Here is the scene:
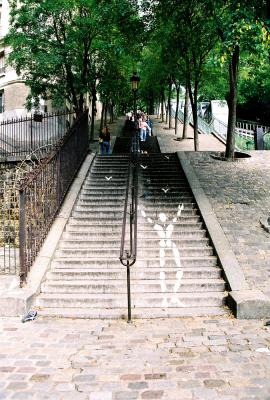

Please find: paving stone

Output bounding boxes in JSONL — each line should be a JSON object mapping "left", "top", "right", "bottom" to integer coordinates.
{"left": 144, "top": 374, "right": 167, "bottom": 380}
{"left": 120, "top": 374, "right": 141, "bottom": 381}
{"left": 128, "top": 382, "right": 148, "bottom": 390}
{"left": 88, "top": 392, "right": 112, "bottom": 400}
{"left": 114, "top": 391, "right": 138, "bottom": 400}
{"left": 204, "top": 379, "right": 227, "bottom": 388}
{"left": 11, "top": 393, "right": 35, "bottom": 399}
{"left": 73, "top": 374, "right": 96, "bottom": 382}
{"left": 141, "top": 390, "right": 164, "bottom": 399}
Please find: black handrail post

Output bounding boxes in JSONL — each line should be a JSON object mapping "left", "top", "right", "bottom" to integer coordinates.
{"left": 127, "top": 258, "right": 132, "bottom": 323}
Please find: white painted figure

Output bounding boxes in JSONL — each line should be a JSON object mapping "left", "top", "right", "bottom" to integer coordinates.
{"left": 140, "top": 204, "right": 184, "bottom": 307}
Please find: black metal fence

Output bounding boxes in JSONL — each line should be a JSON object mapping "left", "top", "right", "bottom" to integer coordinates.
{"left": 0, "top": 110, "right": 89, "bottom": 283}
{"left": 19, "top": 110, "right": 89, "bottom": 284}
{"left": 0, "top": 110, "right": 76, "bottom": 158}
{"left": 0, "top": 163, "right": 20, "bottom": 275}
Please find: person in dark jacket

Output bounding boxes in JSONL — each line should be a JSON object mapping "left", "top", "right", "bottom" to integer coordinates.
{"left": 99, "top": 125, "right": 111, "bottom": 155}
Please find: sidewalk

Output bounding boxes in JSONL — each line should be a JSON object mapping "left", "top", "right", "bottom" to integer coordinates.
{"left": 152, "top": 116, "right": 225, "bottom": 152}
{"left": 1, "top": 116, "right": 270, "bottom": 400}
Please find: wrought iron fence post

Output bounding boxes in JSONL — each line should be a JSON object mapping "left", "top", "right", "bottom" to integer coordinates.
{"left": 127, "top": 258, "right": 132, "bottom": 323}
{"left": 19, "top": 189, "right": 26, "bottom": 286}
{"left": 56, "top": 153, "right": 61, "bottom": 207}
{"left": 30, "top": 116, "right": 33, "bottom": 150}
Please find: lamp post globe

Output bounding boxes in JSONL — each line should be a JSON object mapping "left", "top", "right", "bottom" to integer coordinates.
{"left": 130, "top": 71, "right": 140, "bottom": 92}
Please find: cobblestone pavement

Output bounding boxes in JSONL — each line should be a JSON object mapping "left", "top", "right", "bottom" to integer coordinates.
{"left": 0, "top": 316, "right": 270, "bottom": 399}
{"left": 185, "top": 151, "right": 270, "bottom": 300}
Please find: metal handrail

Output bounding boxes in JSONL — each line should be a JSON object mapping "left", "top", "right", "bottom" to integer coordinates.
{"left": 119, "top": 126, "right": 139, "bottom": 323}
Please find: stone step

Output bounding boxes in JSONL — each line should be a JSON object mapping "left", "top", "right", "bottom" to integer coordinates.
{"left": 58, "top": 238, "right": 209, "bottom": 249}
{"left": 62, "top": 229, "right": 207, "bottom": 240}
{"left": 137, "top": 209, "right": 198, "bottom": 216}
{"left": 88, "top": 174, "right": 128, "bottom": 180}
{"left": 80, "top": 189, "right": 126, "bottom": 195}
{"left": 72, "top": 210, "right": 124, "bottom": 218}
{"left": 92, "top": 163, "right": 129, "bottom": 167}
{"left": 72, "top": 209, "right": 197, "bottom": 217}
{"left": 65, "top": 223, "right": 123, "bottom": 232}
{"left": 140, "top": 170, "right": 182, "bottom": 175}
{"left": 55, "top": 246, "right": 214, "bottom": 258}
{"left": 62, "top": 232, "right": 122, "bottom": 240}
{"left": 85, "top": 177, "right": 127, "bottom": 182}
{"left": 76, "top": 199, "right": 125, "bottom": 206}
{"left": 69, "top": 216, "right": 124, "bottom": 223}
{"left": 79, "top": 194, "right": 125, "bottom": 201}
{"left": 67, "top": 216, "right": 202, "bottom": 225}
{"left": 46, "top": 267, "right": 222, "bottom": 280}
{"left": 36, "top": 306, "right": 229, "bottom": 319}
{"left": 41, "top": 279, "right": 226, "bottom": 294}
{"left": 83, "top": 184, "right": 127, "bottom": 190}
{"left": 36, "top": 291, "right": 226, "bottom": 308}
{"left": 66, "top": 220, "right": 203, "bottom": 230}
{"left": 138, "top": 215, "right": 201, "bottom": 223}
{"left": 138, "top": 194, "right": 193, "bottom": 200}
{"left": 82, "top": 184, "right": 127, "bottom": 190}
{"left": 140, "top": 184, "right": 190, "bottom": 190}
{"left": 74, "top": 205, "right": 124, "bottom": 213}
{"left": 51, "top": 256, "right": 218, "bottom": 269}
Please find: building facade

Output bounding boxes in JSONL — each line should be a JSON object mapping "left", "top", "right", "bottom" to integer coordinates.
{"left": 0, "top": 0, "right": 32, "bottom": 121}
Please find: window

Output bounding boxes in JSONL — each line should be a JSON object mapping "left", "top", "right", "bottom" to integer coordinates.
{"left": 0, "top": 91, "right": 4, "bottom": 113}
{"left": 0, "top": 51, "right": 5, "bottom": 75}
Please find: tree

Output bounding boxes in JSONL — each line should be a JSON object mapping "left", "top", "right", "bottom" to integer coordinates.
{"left": 149, "top": 0, "right": 218, "bottom": 150}
{"left": 210, "top": 0, "right": 270, "bottom": 159}
{"left": 6, "top": 0, "right": 142, "bottom": 121}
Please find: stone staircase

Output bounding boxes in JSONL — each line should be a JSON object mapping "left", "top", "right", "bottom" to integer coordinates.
{"left": 36, "top": 153, "right": 228, "bottom": 318}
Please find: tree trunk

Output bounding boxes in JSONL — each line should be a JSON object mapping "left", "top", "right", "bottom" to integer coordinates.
{"left": 109, "top": 103, "right": 113, "bottom": 124}
{"left": 175, "top": 85, "right": 180, "bottom": 135}
{"left": 188, "top": 80, "right": 199, "bottom": 151}
{"left": 161, "top": 90, "right": 165, "bottom": 122}
{"left": 104, "top": 101, "right": 108, "bottom": 125}
{"left": 90, "top": 91, "right": 96, "bottom": 142}
{"left": 183, "top": 82, "right": 189, "bottom": 139}
{"left": 100, "top": 102, "right": 105, "bottom": 131}
{"left": 168, "top": 81, "right": 172, "bottom": 128}
{"left": 149, "top": 93, "right": 154, "bottom": 115}
{"left": 226, "top": 46, "right": 240, "bottom": 160}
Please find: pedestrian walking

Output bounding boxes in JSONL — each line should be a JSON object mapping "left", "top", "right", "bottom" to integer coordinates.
{"left": 99, "top": 125, "right": 111, "bottom": 155}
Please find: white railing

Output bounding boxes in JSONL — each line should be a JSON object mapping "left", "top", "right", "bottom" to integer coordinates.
{"left": 236, "top": 120, "right": 270, "bottom": 134}
{"left": 171, "top": 103, "right": 270, "bottom": 150}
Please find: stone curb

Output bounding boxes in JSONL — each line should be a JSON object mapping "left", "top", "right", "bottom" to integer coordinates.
{"left": 0, "top": 153, "right": 95, "bottom": 317}
{"left": 177, "top": 151, "right": 270, "bottom": 319}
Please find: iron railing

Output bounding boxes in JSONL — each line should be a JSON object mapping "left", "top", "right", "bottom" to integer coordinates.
{"left": 120, "top": 127, "right": 139, "bottom": 322}
{"left": 0, "top": 110, "right": 75, "bottom": 158}
{"left": 236, "top": 119, "right": 270, "bottom": 133}
{"left": 0, "top": 163, "right": 20, "bottom": 275}
{"left": 18, "top": 110, "right": 89, "bottom": 284}
{"left": 173, "top": 106, "right": 244, "bottom": 149}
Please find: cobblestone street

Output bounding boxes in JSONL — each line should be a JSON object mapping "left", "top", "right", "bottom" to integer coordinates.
{"left": 1, "top": 118, "right": 270, "bottom": 399}
{"left": 185, "top": 151, "right": 270, "bottom": 300}
{"left": 0, "top": 316, "right": 270, "bottom": 399}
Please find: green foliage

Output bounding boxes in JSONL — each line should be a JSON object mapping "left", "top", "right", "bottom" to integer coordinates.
{"left": 6, "top": 0, "right": 142, "bottom": 114}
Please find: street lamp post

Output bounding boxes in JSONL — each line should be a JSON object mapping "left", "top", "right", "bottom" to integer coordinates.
{"left": 130, "top": 72, "right": 140, "bottom": 127}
